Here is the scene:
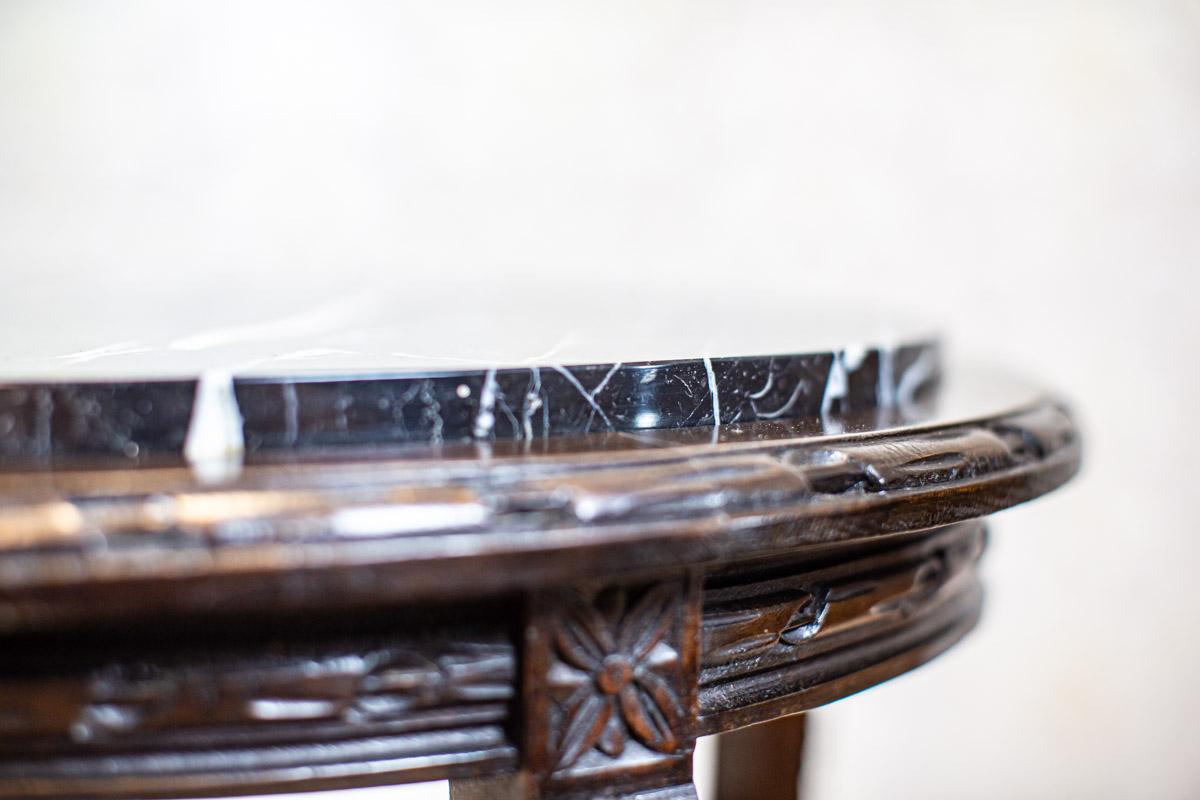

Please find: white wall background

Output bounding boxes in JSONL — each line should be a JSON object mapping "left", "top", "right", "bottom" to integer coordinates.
{"left": 1, "top": 1, "right": 1197, "bottom": 797}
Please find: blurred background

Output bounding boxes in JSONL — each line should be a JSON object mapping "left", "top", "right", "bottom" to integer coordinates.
{"left": 1, "top": 1, "right": 1197, "bottom": 797}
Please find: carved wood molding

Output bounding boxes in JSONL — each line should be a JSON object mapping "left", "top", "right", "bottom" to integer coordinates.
{"left": 0, "top": 619, "right": 518, "bottom": 798}
{"left": 698, "top": 521, "right": 985, "bottom": 732}
{"left": 0, "top": 386, "right": 1078, "bottom": 798}
{"left": 0, "top": 523, "right": 990, "bottom": 797}
{"left": 0, "top": 401, "right": 1075, "bottom": 633}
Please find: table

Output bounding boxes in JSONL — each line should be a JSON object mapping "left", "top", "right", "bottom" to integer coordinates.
{"left": 0, "top": 328, "right": 1079, "bottom": 799}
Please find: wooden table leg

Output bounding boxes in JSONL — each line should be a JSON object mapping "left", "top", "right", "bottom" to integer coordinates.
{"left": 454, "top": 577, "right": 703, "bottom": 800}
{"left": 715, "top": 714, "right": 806, "bottom": 800}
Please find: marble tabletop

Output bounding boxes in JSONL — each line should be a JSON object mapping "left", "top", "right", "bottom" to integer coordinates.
{"left": 0, "top": 295, "right": 940, "bottom": 468}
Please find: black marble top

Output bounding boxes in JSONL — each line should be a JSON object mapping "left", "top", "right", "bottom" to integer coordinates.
{"left": 0, "top": 338, "right": 939, "bottom": 466}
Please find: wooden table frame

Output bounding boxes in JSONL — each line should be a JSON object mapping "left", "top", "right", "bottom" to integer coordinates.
{"left": 0, "top": 398, "right": 1079, "bottom": 799}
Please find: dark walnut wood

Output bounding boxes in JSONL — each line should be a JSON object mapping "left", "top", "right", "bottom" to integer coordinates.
{"left": 0, "top": 383, "right": 1079, "bottom": 799}
{"left": 716, "top": 715, "right": 806, "bottom": 800}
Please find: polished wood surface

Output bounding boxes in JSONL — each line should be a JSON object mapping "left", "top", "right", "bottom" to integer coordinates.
{"left": 716, "top": 715, "right": 806, "bottom": 800}
{"left": 0, "top": 380, "right": 1079, "bottom": 799}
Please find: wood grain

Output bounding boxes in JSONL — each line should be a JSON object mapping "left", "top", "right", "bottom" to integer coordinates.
{"left": 0, "top": 391, "right": 1078, "bottom": 798}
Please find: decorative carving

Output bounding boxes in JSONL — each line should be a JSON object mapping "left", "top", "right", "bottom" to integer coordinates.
{"left": 0, "top": 634, "right": 515, "bottom": 755}
{"left": 67, "top": 641, "right": 514, "bottom": 743}
{"left": 702, "top": 587, "right": 830, "bottom": 667}
{"left": 702, "top": 524, "right": 981, "bottom": 674}
{"left": 700, "top": 545, "right": 963, "bottom": 673}
{"left": 0, "top": 370, "right": 1079, "bottom": 799}
{"left": 513, "top": 574, "right": 702, "bottom": 800}
{"left": 0, "top": 401, "right": 1074, "bottom": 637}
{"left": 547, "top": 584, "right": 687, "bottom": 769}
{"left": 698, "top": 521, "right": 986, "bottom": 731}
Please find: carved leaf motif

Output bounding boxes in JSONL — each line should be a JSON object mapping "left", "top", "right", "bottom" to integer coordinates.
{"left": 702, "top": 588, "right": 829, "bottom": 665}
{"left": 628, "top": 668, "right": 684, "bottom": 752}
{"left": 619, "top": 583, "right": 677, "bottom": 660}
{"left": 869, "top": 553, "right": 949, "bottom": 616}
{"left": 598, "top": 712, "right": 626, "bottom": 757}
{"left": 777, "top": 588, "right": 831, "bottom": 645}
{"left": 634, "top": 666, "right": 685, "bottom": 722}
{"left": 619, "top": 683, "right": 677, "bottom": 753}
{"left": 556, "top": 621, "right": 605, "bottom": 672}
{"left": 556, "top": 692, "right": 613, "bottom": 769}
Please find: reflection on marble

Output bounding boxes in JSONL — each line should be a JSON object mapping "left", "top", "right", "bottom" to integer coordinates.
{"left": 0, "top": 341, "right": 938, "bottom": 465}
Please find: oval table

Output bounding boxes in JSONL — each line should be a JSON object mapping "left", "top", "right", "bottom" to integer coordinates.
{"left": 0, "top": 329, "right": 1078, "bottom": 800}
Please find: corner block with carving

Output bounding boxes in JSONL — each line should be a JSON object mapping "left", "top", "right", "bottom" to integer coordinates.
{"left": 522, "top": 578, "right": 702, "bottom": 798}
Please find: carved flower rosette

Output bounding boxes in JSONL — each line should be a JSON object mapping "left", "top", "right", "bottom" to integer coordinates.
{"left": 547, "top": 584, "right": 687, "bottom": 772}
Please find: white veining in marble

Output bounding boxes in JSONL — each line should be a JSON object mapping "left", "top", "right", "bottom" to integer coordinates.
{"left": 551, "top": 364, "right": 614, "bottom": 431}
{"left": 896, "top": 345, "right": 939, "bottom": 416}
{"left": 472, "top": 368, "right": 499, "bottom": 439}
{"left": 702, "top": 355, "right": 721, "bottom": 442}
{"left": 182, "top": 370, "right": 244, "bottom": 482}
